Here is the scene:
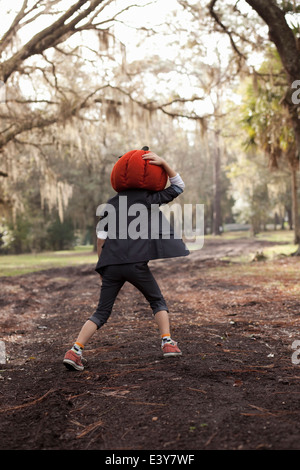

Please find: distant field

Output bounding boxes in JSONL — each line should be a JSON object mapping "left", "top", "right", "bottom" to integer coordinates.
{"left": 0, "top": 245, "right": 96, "bottom": 277}
{"left": 206, "top": 230, "right": 295, "bottom": 243}
{"left": 218, "top": 230, "right": 297, "bottom": 260}
{"left": 0, "top": 231, "right": 297, "bottom": 277}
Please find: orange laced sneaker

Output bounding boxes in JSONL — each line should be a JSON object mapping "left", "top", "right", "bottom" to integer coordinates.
{"left": 162, "top": 340, "right": 182, "bottom": 357}
{"left": 63, "top": 350, "right": 85, "bottom": 371}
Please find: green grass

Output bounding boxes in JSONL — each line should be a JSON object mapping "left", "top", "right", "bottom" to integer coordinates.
{"left": 254, "top": 230, "right": 297, "bottom": 258}
{"left": 0, "top": 230, "right": 298, "bottom": 277}
{"left": 217, "top": 230, "right": 298, "bottom": 262}
{"left": 255, "top": 230, "right": 295, "bottom": 244}
{"left": 202, "top": 232, "right": 300, "bottom": 296}
{"left": 205, "top": 230, "right": 252, "bottom": 240}
{"left": 206, "top": 229, "right": 295, "bottom": 243}
{"left": 0, "top": 245, "right": 97, "bottom": 277}
{"left": 206, "top": 253, "right": 300, "bottom": 296}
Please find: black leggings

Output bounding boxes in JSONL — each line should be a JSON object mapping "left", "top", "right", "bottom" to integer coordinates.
{"left": 89, "top": 262, "right": 168, "bottom": 329}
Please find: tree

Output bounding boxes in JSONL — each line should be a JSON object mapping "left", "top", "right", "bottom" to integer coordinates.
{"left": 0, "top": 0, "right": 145, "bottom": 158}
{"left": 0, "top": 0, "right": 154, "bottom": 234}
{"left": 207, "top": 0, "right": 300, "bottom": 247}
{"left": 243, "top": 0, "right": 300, "bottom": 157}
{"left": 117, "top": 13, "right": 242, "bottom": 234}
{"left": 240, "top": 49, "right": 299, "bottom": 241}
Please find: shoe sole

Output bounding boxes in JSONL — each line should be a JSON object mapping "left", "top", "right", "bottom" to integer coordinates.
{"left": 163, "top": 352, "right": 182, "bottom": 357}
{"left": 63, "top": 359, "right": 84, "bottom": 371}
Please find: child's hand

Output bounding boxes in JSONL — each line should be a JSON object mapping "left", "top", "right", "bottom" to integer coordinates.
{"left": 142, "top": 152, "right": 165, "bottom": 166}
{"left": 142, "top": 151, "right": 177, "bottom": 178}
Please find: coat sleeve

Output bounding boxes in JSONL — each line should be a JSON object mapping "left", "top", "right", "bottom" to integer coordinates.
{"left": 146, "top": 185, "right": 182, "bottom": 207}
{"left": 145, "top": 173, "right": 185, "bottom": 207}
{"left": 96, "top": 208, "right": 109, "bottom": 239}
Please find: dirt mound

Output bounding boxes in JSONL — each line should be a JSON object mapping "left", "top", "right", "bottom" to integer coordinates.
{"left": 1, "top": 246, "right": 300, "bottom": 450}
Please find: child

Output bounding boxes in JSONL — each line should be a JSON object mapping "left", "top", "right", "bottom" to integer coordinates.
{"left": 63, "top": 151, "right": 189, "bottom": 371}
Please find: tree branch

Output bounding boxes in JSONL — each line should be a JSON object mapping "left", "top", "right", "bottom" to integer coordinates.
{"left": 208, "top": 0, "right": 247, "bottom": 63}
{"left": 0, "top": 0, "right": 108, "bottom": 83}
{"left": 0, "top": 0, "right": 28, "bottom": 56}
{"left": 245, "top": 0, "right": 300, "bottom": 81}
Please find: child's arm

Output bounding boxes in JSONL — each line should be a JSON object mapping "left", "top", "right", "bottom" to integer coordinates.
{"left": 142, "top": 152, "right": 177, "bottom": 178}
{"left": 96, "top": 209, "right": 108, "bottom": 257}
{"left": 142, "top": 152, "right": 185, "bottom": 205}
{"left": 97, "top": 237, "right": 106, "bottom": 257}
{"left": 168, "top": 173, "right": 185, "bottom": 193}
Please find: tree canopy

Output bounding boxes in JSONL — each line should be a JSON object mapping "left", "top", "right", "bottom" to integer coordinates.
{"left": 0, "top": 0, "right": 299, "bottom": 252}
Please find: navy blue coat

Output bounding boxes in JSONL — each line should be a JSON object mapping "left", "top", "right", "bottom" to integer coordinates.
{"left": 95, "top": 184, "right": 189, "bottom": 274}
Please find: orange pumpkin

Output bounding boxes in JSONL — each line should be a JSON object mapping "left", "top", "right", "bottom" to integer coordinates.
{"left": 110, "top": 148, "right": 168, "bottom": 192}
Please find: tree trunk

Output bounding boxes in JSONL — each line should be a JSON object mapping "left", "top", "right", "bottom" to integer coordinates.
{"left": 212, "top": 131, "right": 222, "bottom": 235}
{"left": 245, "top": 0, "right": 300, "bottom": 253}
{"left": 244, "top": 0, "right": 300, "bottom": 79}
{"left": 245, "top": 0, "right": 300, "bottom": 161}
{"left": 291, "top": 167, "right": 300, "bottom": 245}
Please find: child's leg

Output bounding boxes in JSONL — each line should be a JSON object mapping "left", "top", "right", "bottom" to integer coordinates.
{"left": 127, "top": 263, "right": 182, "bottom": 356}
{"left": 126, "top": 263, "right": 169, "bottom": 329}
{"left": 76, "top": 319, "right": 98, "bottom": 346}
{"left": 155, "top": 308, "right": 182, "bottom": 356}
{"left": 64, "top": 320, "right": 98, "bottom": 366}
{"left": 63, "top": 266, "right": 124, "bottom": 370}
{"left": 154, "top": 310, "right": 171, "bottom": 338}
{"left": 73, "top": 271, "right": 124, "bottom": 350}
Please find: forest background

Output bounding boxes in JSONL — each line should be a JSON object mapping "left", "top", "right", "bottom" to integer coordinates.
{"left": 0, "top": 0, "right": 299, "bottom": 259}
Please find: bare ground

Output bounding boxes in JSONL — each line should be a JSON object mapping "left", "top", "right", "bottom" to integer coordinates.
{"left": 1, "top": 237, "right": 300, "bottom": 452}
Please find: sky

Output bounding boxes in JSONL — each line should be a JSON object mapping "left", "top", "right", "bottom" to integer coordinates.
{"left": 0, "top": 0, "right": 244, "bottom": 64}
{"left": 0, "top": 0, "right": 266, "bottom": 117}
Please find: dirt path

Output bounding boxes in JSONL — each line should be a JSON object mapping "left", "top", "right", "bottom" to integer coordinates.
{"left": 1, "top": 238, "right": 300, "bottom": 451}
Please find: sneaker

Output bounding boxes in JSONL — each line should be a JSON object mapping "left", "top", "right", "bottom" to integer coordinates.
{"left": 63, "top": 350, "right": 85, "bottom": 371}
{"left": 162, "top": 340, "right": 182, "bottom": 357}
